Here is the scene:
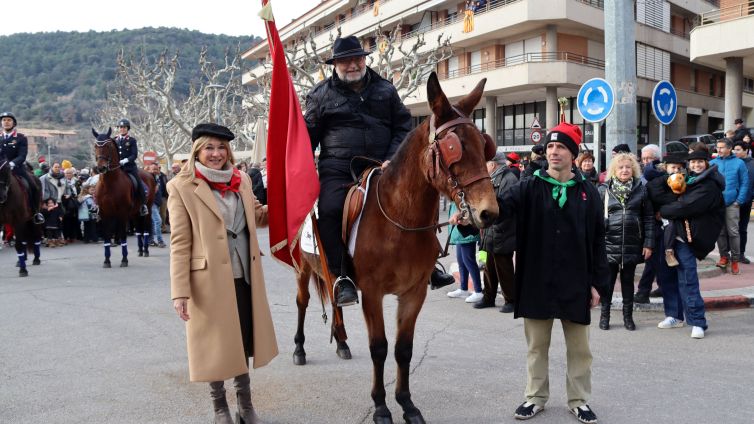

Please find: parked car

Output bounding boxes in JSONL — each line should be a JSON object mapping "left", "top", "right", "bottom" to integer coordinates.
{"left": 712, "top": 130, "right": 725, "bottom": 140}
{"left": 678, "top": 134, "right": 716, "bottom": 146}
{"left": 664, "top": 141, "right": 688, "bottom": 156}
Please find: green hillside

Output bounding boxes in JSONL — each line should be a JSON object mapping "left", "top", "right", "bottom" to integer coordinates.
{"left": 0, "top": 28, "right": 259, "bottom": 127}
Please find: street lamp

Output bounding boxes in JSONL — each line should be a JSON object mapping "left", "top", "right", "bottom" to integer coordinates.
{"left": 206, "top": 84, "right": 224, "bottom": 125}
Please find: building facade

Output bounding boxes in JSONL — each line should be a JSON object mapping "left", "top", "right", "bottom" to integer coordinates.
{"left": 243, "top": 0, "right": 754, "bottom": 154}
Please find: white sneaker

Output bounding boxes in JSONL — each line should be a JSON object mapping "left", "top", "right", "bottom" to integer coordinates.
{"left": 657, "top": 317, "right": 685, "bottom": 329}
{"left": 465, "top": 292, "right": 484, "bottom": 303}
{"left": 691, "top": 326, "right": 705, "bottom": 339}
{"left": 447, "top": 289, "right": 470, "bottom": 298}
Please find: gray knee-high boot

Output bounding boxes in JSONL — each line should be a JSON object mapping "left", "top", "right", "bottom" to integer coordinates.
{"left": 233, "top": 373, "right": 260, "bottom": 424}
{"left": 209, "top": 381, "right": 234, "bottom": 424}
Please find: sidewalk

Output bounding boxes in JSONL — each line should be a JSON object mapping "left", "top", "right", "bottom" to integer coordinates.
{"left": 446, "top": 253, "right": 754, "bottom": 312}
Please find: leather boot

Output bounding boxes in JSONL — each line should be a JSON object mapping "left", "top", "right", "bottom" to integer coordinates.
{"left": 209, "top": 381, "right": 234, "bottom": 424}
{"left": 623, "top": 304, "right": 636, "bottom": 331}
{"left": 233, "top": 373, "right": 260, "bottom": 424}
{"left": 598, "top": 302, "right": 610, "bottom": 330}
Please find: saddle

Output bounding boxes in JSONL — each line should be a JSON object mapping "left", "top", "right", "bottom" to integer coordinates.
{"left": 341, "top": 167, "right": 379, "bottom": 245}
{"left": 125, "top": 171, "right": 139, "bottom": 194}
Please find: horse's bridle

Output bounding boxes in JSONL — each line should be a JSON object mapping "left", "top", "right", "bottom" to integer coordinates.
{"left": 95, "top": 139, "right": 121, "bottom": 173}
{"left": 375, "top": 106, "right": 495, "bottom": 232}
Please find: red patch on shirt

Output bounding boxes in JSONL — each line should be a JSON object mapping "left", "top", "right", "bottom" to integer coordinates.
{"left": 582, "top": 192, "right": 587, "bottom": 201}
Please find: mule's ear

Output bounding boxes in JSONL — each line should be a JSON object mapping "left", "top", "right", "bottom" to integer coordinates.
{"left": 107, "top": 127, "right": 112, "bottom": 138}
{"left": 426, "top": 72, "right": 452, "bottom": 119}
{"left": 92, "top": 128, "right": 99, "bottom": 138}
{"left": 456, "top": 78, "right": 487, "bottom": 117}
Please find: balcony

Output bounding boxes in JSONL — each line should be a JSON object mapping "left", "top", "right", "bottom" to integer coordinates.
{"left": 439, "top": 51, "right": 604, "bottom": 80}
{"left": 690, "top": 0, "right": 754, "bottom": 75}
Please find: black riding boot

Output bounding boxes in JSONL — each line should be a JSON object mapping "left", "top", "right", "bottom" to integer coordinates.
{"left": 623, "top": 304, "right": 636, "bottom": 331}
{"left": 209, "top": 381, "right": 234, "bottom": 424}
{"left": 429, "top": 265, "right": 455, "bottom": 290}
{"left": 599, "top": 302, "right": 611, "bottom": 330}
{"left": 334, "top": 275, "right": 358, "bottom": 307}
{"left": 233, "top": 373, "right": 260, "bottom": 424}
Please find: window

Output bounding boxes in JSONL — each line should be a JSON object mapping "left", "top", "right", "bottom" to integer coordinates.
{"left": 473, "top": 109, "right": 485, "bottom": 132}
{"left": 636, "top": 43, "right": 670, "bottom": 81}
{"left": 470, "top": 51, "right": 482, "bottom": 73}
{"left": 636, "top": 0, "right": 670, "bottom": 32}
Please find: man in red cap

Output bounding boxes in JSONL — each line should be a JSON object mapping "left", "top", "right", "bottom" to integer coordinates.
{"left": 505, "top": 152, "right": 521, "bottom": 179}
{"left": 452, "top": 121, "right": 608, "bottom": 423}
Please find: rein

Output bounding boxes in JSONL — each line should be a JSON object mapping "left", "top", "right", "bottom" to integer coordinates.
{"left": 374, "top": 106, "right": 486, "bottom": 232}
{"left": 95, "top": 139, "right": 121, "bottom": 173}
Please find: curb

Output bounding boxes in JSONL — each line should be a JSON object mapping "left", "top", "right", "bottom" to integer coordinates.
{"left": 613, "top": 294, "right": 754, "bottom": 311}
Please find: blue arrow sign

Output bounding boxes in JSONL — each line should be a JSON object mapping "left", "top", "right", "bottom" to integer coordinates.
{"left": 651, "top": 80, "right": 677, "bottom": 125}
{"left": 577, "top": 78, "right": 615, "bottom": 123}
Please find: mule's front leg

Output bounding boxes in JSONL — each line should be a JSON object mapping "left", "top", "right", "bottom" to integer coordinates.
{"left": 293, "top": 270, "right": 311, "bottom": 365}
{"left": 363, "top": 293, "right": 392, "bottom": 424}
{"left": 395, "top": 294, "right": 427, "bottom": 424}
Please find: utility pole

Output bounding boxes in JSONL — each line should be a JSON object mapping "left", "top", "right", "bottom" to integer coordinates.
{"left": 604, "top": 0, "right": 638, "bottom": 157}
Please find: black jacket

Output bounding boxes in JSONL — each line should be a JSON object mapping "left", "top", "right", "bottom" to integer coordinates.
{"left": 659, "top": 165, "right": 725, "bottom": 260}
{"left": 116, "top": 134, "right": 138, "bottom": 171}
{"left": 0, "top": 132, "right": 28, "bottom": 168}
{"left": 645, "top": 167, "right": 678, "bottom": 214}
{"left": 304, "top": 67, "right": 412, "bottom": 173}
{"left": 598, "top": 178, "right": 655, "bottom": 266}
{"left": 247, "top": 167, "right": 267, "bottom": 205}
{"left": 521, "top": 159, "right": 547, "bottom": 180}
{"left": 479, "top": 167, "right": 518, "bottom": 255}
{"left": 496, "top": 172, "right": 609, "bottom": 325}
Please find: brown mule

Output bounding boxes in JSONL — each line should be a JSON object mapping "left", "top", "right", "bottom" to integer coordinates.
{"left": 294, "top": 72, "right": 498, "bottom": 424}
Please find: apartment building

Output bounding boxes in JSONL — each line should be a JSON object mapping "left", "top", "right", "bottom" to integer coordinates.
{"left": 243, "top": 0, "right": 754, "bottom": 153}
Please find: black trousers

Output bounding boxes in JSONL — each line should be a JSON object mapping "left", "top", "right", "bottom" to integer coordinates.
{"left": 82, "top": 220, "right": 97, "bottom": 242}
{"left": 123, "top": 167, "right": 146, "bottom": 204}
{"left": 317, "top": 170, "right": 351, "bottom": 276}
{"left": 234, "top": 278, "right": 253, "bottom": 358}
{"left": 482, "top": 252, "right": 516, "bottom": 304}
{"left": 637, "top": 222, "right": 662, "bottom": 295}
{"left": 604, "top": 263, "right": 636, "bottom": 306}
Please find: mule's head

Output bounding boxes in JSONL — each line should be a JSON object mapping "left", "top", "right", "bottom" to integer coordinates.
{"left": 0, "top": 153, "right": 10, "bottom": 204}
{"left": 92, "top": 127, "right": 115, "bottom": 174}
{"left": 424, "top": 72, "right": 498, "bottom": 228}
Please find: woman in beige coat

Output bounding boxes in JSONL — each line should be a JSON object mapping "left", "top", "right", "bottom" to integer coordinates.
{"left": 168, "top": 123, "right": 278, "bottom": 424}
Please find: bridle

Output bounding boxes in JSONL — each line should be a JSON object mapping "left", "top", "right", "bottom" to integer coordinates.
{"left": 94, "top": 138, "right": 121, "bottom": 173}
{"left": 376, "top": 106, "right": 495, "bottom": 232}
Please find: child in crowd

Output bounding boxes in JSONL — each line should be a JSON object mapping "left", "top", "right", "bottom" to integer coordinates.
{"left": 42, "top": 198, "right": 63, "bottom": 247}
{"left": 78, "top": 184, "right": 98, "bottom": 243}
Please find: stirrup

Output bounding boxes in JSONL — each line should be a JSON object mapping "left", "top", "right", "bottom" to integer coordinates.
{"left": 33, "top": 213, "right": 45, "bottom": 224}
{"left": 333, "top": 276, "right": 358, "bottom": 307}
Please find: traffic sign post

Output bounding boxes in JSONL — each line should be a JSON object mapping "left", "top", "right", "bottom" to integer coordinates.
{"left": 651, "top": 80, "right": 677, "bottom": 156}
{"left": 530, "top": 130, "right": 542, "bottom": 144}
{"left": 577, "top": 78, "right": 615, "bottom": 174}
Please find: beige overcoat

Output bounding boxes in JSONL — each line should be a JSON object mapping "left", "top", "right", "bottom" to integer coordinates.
{"left": 167, "top": 171, "right": 278, "bottom": 382}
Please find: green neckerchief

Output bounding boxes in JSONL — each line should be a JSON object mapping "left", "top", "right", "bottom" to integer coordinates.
{"left": 534, "top": 169, "right": 577, "bottom": 208}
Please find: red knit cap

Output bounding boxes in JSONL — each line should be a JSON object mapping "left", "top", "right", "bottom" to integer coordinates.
{"left": 545, "top": 122, "right": 582, "bottom": 158}
{"left": 506, "top": 152, "right": 520, "bottom": 162}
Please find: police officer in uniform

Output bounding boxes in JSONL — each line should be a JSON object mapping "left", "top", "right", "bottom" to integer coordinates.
{"left": 116, "top": 119, "right": 148, "bottom": 216}
{"left": 304, "top": 36, "right": 413, "bottom": 306}
{"left": 0, "top": 112, "right": 44, "bottom": 223}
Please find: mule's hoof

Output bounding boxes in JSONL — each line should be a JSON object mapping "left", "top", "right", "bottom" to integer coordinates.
{"left": 138, "top": 251, "right": 143, "bottom": 257}
{"left": 144, "top": 251, "right": 149, "bottom": 257}
{"left": 32, "top": 258, "right": 41, "bottom": 265}
{"left": 403, "top": 411, "right": 426, "bottom": 424}
{"left": 373, "top": 406, "right": 393, "bottom": 424}
{"left": 103, "top": 262, "right": 112, "bottom": 268}
{"left": 120, "top": 261, "right": 128, "bottom": 268}
{"left": 336, "top": 347, "right": 352, "bottom": 360}
{"left": 19, "top": 269, "right": 28, "bottom": 277}
{"left": 293, "top": 353, "right": 307, "bottom": 366}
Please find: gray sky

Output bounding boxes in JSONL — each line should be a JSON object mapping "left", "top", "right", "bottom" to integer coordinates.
{"left": 2, "top": 0, "right": 320, "bottom": 37}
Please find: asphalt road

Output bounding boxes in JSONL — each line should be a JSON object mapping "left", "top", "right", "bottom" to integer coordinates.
{"left": 1, "top": 230, "right": 754, "bottom": 424}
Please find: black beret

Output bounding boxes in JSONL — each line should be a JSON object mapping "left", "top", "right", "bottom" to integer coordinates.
{"left": 663, "top": 152, "right": 688, "bottom": 165}
{"left": 612, "top": 143, "right": 631, "bottom": 154}
{"left": 687, "top": 150, "right": 710, "bottom": 161}
{"left": 191, "top": 123, "right": 235, "bottom": 142}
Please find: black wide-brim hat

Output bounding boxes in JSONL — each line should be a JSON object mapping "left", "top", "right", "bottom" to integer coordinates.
{"left": 192, "top": 123, "right": 235, "bottom": 142}
{"left": 663, "top": 152, "right": 688, "bottom": 165}
{"left": 325, "top": 35, "right": 370, "bottom": 65}
{"left": 687, "top": 150, "right": 710, "bottom": 161}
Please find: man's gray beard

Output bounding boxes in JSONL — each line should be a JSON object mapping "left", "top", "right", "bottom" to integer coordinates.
{"left": 336, "top": 67, "right": 367, "bottom": 86}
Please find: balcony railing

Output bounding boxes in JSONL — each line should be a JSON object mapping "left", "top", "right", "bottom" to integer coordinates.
{"left": 400, "top": 0, "right": 523, "bottom": 41}
{"left": 439, "top": 51, "right": 605, "bottom": 80}
{"left": 312, "top": 0, "right": 397, "bottom": 39}
{"left": 695, "top": 0, "right": 754, "bottom": 27}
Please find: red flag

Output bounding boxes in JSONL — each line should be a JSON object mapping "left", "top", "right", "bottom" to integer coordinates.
{"left": 262, "top": 0, "right": 320, "bottom": 270}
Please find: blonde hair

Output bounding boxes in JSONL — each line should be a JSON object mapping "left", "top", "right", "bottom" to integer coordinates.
{"left": 181, "top": 135, "right": 236, "bottom": 179}
{"left": 606, "top": 152, "right": 641, "bottom": 180}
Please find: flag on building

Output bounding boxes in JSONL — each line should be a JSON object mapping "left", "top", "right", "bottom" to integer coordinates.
{"left": 260, "top": 0, "right": 320, "bottom": 270}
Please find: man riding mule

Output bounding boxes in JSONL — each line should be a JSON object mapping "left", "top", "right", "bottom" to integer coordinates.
{"left": 0, "top": 112, "right": 44, "bottom": 224}
{"left": 305, "top": 35, "right": 454, "bottom": 306}
{"left": 115, "top": 118, "right": 149, "bottom": 216}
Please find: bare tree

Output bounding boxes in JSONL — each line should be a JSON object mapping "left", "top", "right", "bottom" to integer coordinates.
{"left": 246, "top": 24, "right": 451, "bottom": 111}
{"left": 98, "top": 45, "right": 258, "bottom": 164}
